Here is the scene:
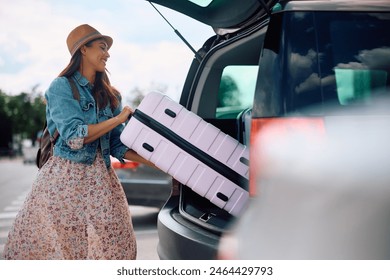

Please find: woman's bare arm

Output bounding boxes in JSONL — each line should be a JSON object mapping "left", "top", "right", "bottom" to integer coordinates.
{"left": 124, "top": 149, "right": 155, "bottom": 167}
{"left": 84, "top": 106, "right": 132, "bottom": 144}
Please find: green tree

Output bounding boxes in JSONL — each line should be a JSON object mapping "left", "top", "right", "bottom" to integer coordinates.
{"left": 128, "top": 87, "right": 145, "bottom": 107}
{"left": 126, "top": 83, "right": 169, "bottom": 108}
{"left": 0, "top": 90, "right": 13, "bottom": 154}
{"left": 0, "top": 88, "right": 46, "bottom": 149}
{"left": 217, "top": 75, "right": 241, "bottom": 107}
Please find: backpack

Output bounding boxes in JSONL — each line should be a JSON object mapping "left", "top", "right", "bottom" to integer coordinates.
{"left": 36, "top": 77, "right": 80, "bottom": 168}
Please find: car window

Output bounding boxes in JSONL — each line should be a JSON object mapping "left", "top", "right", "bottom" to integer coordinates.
{"left": 253, "top": 11, "right": 390, "bottom": 117}
{"left": 334, "top": 69, "right": 387, "bottom": 105}
{"left": 286, "top": 12, "right": 390, "bottom": 112}
{"left": 215, "top": 65, "right": 258, "bottom": 119}
{"left": 326, "top": 17, "right": 389, "bottom": 106}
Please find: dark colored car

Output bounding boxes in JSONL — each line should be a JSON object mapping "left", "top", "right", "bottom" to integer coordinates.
{"left": 111, "top": 157, "right": 172, "bottom": 208}
{"left": 150, "top": 0, "right": 390, "bottom": 259}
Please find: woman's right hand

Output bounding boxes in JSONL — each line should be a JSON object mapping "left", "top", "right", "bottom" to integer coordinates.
{"left": 117, "top": 105, "right": 133, "bottom": 123}
{"left": 84, "top": 105, "right": 133, "bottom": 144}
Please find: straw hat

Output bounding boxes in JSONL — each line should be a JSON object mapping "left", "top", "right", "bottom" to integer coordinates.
{"left": 66, "top": 24, "right": 113, "bottom": 56}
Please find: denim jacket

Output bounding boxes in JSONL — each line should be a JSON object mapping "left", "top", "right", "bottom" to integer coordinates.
{"left": 45, "top": 71, "right": 128, "bottom": 168}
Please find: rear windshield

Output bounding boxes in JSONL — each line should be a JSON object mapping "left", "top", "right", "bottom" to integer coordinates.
{"left": 253, "top": 11, "right": 390, "bottom": 117}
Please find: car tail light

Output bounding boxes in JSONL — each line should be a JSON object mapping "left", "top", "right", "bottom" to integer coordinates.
{"left": 249, "top": 117, "right": 326, "bottom": 196}
{"left": 111, "top": 160, "right": 140, "bottom": 169}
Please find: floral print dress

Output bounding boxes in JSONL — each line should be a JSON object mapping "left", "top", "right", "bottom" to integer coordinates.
{"left": 2, "top": 152, "right": 137, "bottom": 260}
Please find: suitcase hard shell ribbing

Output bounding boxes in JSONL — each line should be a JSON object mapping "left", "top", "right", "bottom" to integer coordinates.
{"left": 120, "top": 91, "right": 249, "bottom": 216}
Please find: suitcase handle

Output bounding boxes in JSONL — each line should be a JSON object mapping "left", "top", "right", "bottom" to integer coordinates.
{"left": 142, "top": 143, "right": 154, "bottom": 152}
{"left": 164, "top": 109, "right": 177, "bottom": 118}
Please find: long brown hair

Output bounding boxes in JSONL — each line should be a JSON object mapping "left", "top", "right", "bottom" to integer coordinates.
{"left": 58, "top": 39, "right": 121, "bottom": 110}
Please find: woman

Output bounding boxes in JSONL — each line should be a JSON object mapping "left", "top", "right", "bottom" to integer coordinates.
{"left": 3, "top": 24, "right": 151, "bottom": 259}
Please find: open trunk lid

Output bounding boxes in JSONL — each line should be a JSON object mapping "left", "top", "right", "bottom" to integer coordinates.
{"left": 147, "top": 0, "right": 279, "bottom": 31}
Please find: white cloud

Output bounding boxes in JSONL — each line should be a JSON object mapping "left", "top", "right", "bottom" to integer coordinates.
{"left": 0, "top": 0, "right": 214, "bottom": 101}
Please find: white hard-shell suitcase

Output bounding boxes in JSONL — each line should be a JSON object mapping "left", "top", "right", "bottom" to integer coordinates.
{"left": 120, "top": 91, "right": 249, "bottom": 216}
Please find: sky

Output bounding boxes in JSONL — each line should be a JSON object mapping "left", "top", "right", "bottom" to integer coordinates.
{"left": 0, "top": 0, "right": 214, "bottom": 103}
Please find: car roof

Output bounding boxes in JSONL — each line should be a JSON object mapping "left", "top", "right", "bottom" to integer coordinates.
{"left": 147, "top": 0, "right": 278, "bottom": 29}
{"left": 281, "top": 0, "right": 390, "bottom": 11}
{"left": 148, "top": 0, "right": 390, "bottom": 30}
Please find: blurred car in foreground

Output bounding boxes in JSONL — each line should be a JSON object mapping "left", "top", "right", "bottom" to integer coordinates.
{"left": 219, "top": 95, "right": 390, "bottom": 260}
{"left": 111, "top": 157, "right": 172, "bottom": 208}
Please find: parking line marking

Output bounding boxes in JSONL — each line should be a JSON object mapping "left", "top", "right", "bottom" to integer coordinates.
{"left": 134, "top": 229, "right": 158, "bottom": 235}
{"left": 4, "top": 206, "right": 21, "bottom": 212}
{"left": 0, "top": 230, "right": 9, "bottom": 239}
{"left": 11, "top": 200, "right": 25, "bottom": 206}
{"left": 0, "top": 220, "right": 14, "bottom": 227}
{"left": 0, "top": 244, "right": 5, "bottom": 260}
{"left": 0, "top": 212, "right": 18, "bottom": 219}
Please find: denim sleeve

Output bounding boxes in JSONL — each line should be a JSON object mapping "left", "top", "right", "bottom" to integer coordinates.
{"left": 45, "top": 77, "right": 89, "bottom": 150}
{"left": 110, "top": 102, "right": 129, "bottom": 162}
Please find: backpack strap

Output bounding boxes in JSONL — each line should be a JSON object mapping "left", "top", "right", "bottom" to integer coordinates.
{"left": 51, "top": 127, "right": 59, "bottom": 143}
{"left": 37, "top": 77, "right": 81, "bottom": 168}
{"left": 67, "top": 76, "right": 80, "bottom": 101}
{"left": 51, "top": 77, "right": 80, "bottom": 141}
